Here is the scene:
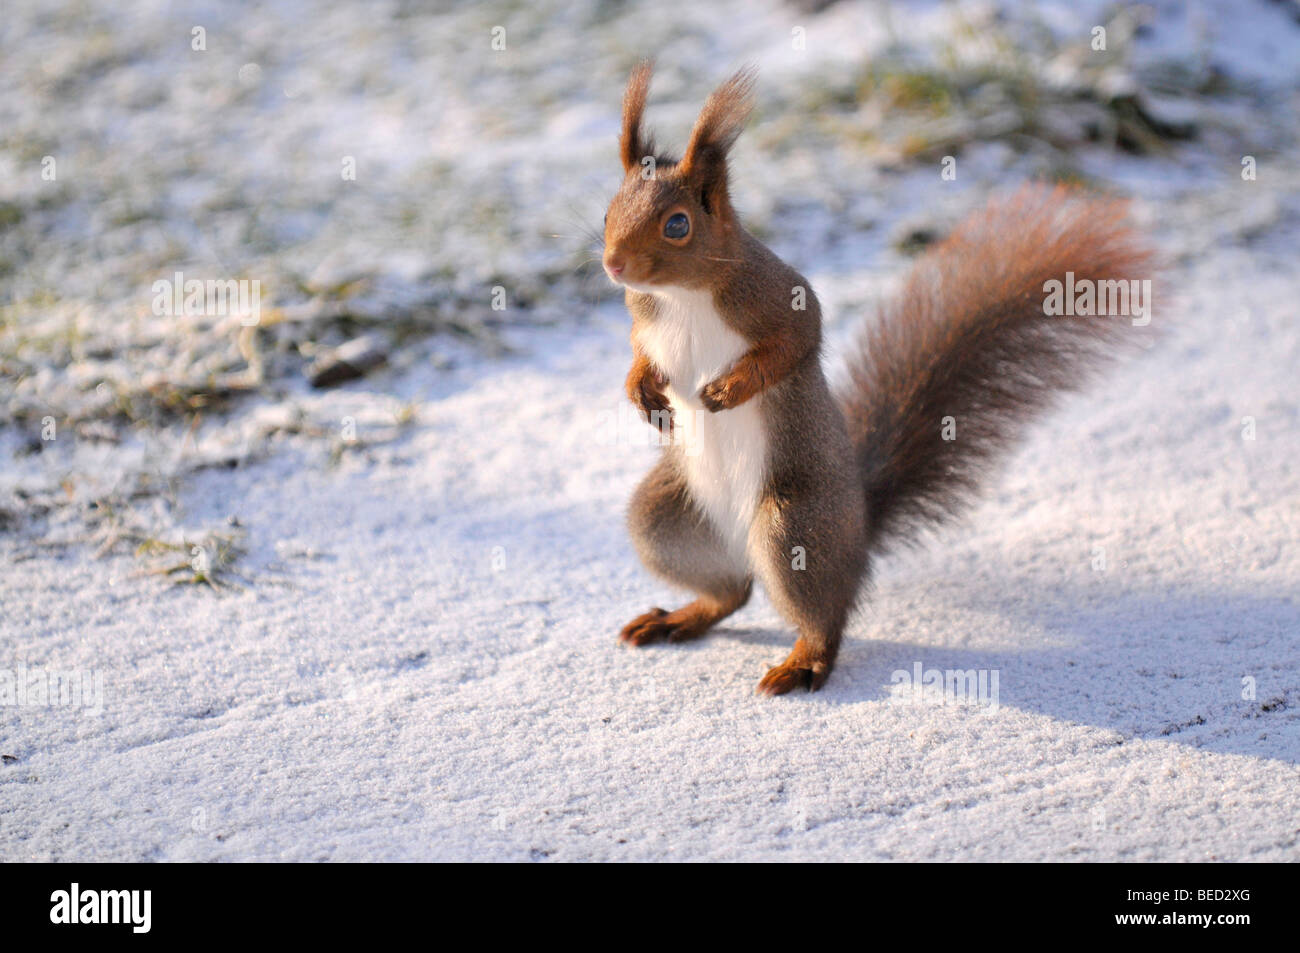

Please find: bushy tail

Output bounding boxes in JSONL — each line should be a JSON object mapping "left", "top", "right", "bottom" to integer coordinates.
{"left": 839, "top": 184, "right": 1155, "bottom": 552}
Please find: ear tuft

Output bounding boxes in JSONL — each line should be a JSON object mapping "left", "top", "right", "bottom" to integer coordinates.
{"left": 679, "top": 66, "right": 756, "bottom": 214}
{"left": 680, "top": 65, "right": 756, "bottom": 177}
{"left": 620, "top": 60, "right": 655, "bottom": 172}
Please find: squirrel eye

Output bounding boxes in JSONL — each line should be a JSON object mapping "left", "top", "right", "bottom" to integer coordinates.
{"left": 664, "top": 213, "right": 690, "bottom": 240}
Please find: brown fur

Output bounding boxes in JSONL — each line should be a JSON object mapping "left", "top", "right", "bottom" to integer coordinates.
{"left": 619, "top": 61, "right": 655, "bottom": 173}
{"left": 603, "top": 65, "right": 1155, "bottom": 695}
{"left": 625, "top": 348, "right": 671, "bottom": 432}
{"left": 620, "top": 587, "right": 752, "bottom": 646}
{"left": 841, "top": 186, "right": 1156, "bottom": 551}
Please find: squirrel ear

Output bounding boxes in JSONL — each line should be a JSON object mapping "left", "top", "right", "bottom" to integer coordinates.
{"left": 679, "top": 66, "right": 756, "bottom": 209}
{"left": 620, "top": 60, "right": 655, "bottom": 173}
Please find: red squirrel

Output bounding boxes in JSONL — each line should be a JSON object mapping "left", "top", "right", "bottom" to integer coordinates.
{"left": 602, "top": 63, "right": 1153, "bottom": 695}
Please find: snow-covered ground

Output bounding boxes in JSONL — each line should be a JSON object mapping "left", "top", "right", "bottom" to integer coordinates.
{"left": 2, "top": 0, "right": 1299, "bottom": 861}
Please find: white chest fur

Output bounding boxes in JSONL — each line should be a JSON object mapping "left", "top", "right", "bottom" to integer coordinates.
{"left": 633, "top": 287, "right": 768, "bottom": 565}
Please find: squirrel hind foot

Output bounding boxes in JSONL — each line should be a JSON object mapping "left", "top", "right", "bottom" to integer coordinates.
{"left": 756, "top": 640, "right": 833, "bottom": 696}
{"left": 618, "top": 605, "right": 712, "bottom": 646}
{"left": 619, "top": 594, "right": 747, "bottom": 647}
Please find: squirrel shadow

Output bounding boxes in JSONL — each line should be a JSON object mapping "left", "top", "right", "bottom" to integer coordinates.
{"left": 808, "top": 579, "right": 1300, "bottom": 765}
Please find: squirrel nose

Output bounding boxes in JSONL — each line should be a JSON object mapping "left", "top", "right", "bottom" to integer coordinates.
{"left": 604, "top": 255, "right": 625, "bottom": 278}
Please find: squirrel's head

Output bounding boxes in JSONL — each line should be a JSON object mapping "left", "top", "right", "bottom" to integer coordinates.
{"left": 602, "top": 62, "right": 755, "bottom": 291}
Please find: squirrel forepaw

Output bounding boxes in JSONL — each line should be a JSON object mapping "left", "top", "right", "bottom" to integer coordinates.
{"left": 699, "top": 371, "right": 756, "bottom": 412}
{"left": 699, "top": 378, "right": 735, "bottom": 412}
{"left": 630, "top": 369, "right": 673, "bottom": 433}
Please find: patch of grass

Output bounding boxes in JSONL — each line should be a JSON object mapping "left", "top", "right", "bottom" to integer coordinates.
{"left": 0, "top": 201, "right": 24, "bottom": 230}
{"left": 784, "top": 6, "right": 1208, "bottom": 169}
{"left": 326, "top": 401, "right": 418, "bottom": 467}
{"left": 135, "top": 529, "right": 248, "bottom": 590}
{"left": 14, "top": 476, "right": 249, "bottom": 592}
{"left": 865, "top": 67, "right": 954, "bottom": 116}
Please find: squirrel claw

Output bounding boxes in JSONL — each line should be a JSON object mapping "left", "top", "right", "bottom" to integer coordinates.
{"left": 700, "top": 365, "right": 760, "bottom": 412}
{"left": 627, "top": 362, "right": 673, "bottom": 432}
{"left": 619, "top": 607, "right": 713, "bottom": 646}
{"left": 619, "top": 608, "right": 671, "bottom": 646}
{"left": 698, "top": 380, "right": 731, "bottom": 413}
{"left": 642, "top": 401, "right": 673, "bottom": 434}
{"left": 756, "top": 656, "right": 829, "bottom": 696}
{"left": 637, "top": 387, "right": 673, "bottom": 433}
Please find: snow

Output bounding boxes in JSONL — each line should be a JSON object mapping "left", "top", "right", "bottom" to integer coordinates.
{"left": 2, "top": 0, "right": 1299, "bottom": 861}
{"left": 6, "top": 228, "right": 1299, "bottom": 860}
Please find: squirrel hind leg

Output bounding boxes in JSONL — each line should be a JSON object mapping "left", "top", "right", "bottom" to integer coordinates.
{"left": 749, "top": 491, "right": 867, "bottom": 696}
{"left": 623, "top": 456, "right": 751, "bottom": 647}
